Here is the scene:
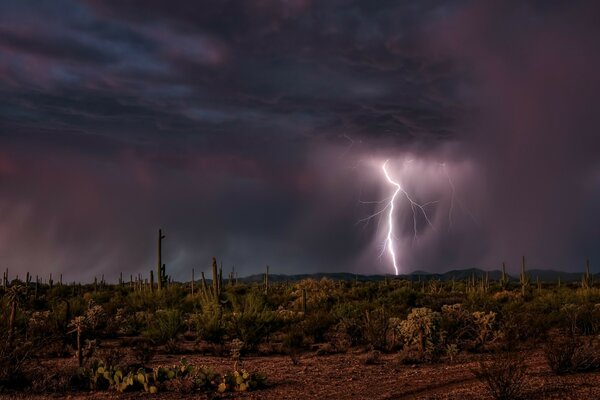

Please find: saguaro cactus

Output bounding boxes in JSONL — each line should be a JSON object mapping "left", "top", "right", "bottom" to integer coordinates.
{"left": 582, "top": 259, "right": 593, "bottom": 290}
{"left": 7, "top": 286, "right": 20, "bottom": 344}
{"left": 157, "top": 229, "right": 166, "bottom": 291}
{"left": 520, "top": 256, "right": 530, "bottom": 297}
{"left": 212, "top": 257, "right": 220, "bottom": 297}
{"left": 264, "top": 265, "right": 270, "bottom": 295}
{"left": 302, "top": 289, "right": 307, "bottom": 314}
{"left": 500, "top": 262, "right": 509, "bottom": 291}
{"left": 201, "top": 271, "right": 208, "bottom": 295}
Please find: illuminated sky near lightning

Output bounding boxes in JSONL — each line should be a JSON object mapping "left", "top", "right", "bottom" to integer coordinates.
{"left": 1, "top": 0, "right": 600, "bottom": 280}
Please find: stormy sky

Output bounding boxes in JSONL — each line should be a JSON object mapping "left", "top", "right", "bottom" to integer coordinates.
{"left": 1, "top": 0, "right": 599, "bottom": 281}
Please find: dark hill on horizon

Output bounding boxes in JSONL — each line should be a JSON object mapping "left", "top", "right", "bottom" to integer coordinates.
{"left": 231, "top": 268, "right": 591, "bottom": 284}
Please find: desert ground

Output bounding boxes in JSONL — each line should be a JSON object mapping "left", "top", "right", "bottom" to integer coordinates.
{"left": 2, "top": 347, "right": 600, "bottom": 400}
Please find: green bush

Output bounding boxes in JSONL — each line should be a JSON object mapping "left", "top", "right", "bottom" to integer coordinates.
{"left": 229, "top": 292, "right": 282, "bottom": 351}
{"left": 143, "top": 309, "right": 183, "bottom": 345}
{"left": 194, "top": 303, "right": 226, "bottom": 345}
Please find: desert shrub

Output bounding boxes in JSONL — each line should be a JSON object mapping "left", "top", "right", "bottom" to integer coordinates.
{"left": 292, "top": 278, "right": 339, "bottom": 311}
{"left": 229, "top": 292, "right": 282, "bottom": 351}
{"left": 440, "top": 304, "right": 475, "bottom": 350}
{"left": 85, "top": 302, "right": 107, "bottom": 331}
{"left": 126, "top": 285, "right": 185, "bottom": 312}
{"left": 194, "top": 303, "right": 226, "bottom": 344}
{"left": 332, "top": 303, "right": 365, "bottom": 346}
{"left": 560, "top": 303, "right": 600, "bottom": 336}
{"left": 143, "top": 309, "right": 183, "bottom": 345}
{"left": 471, "top": 311, "right": 498, "bottom": 351}
{"left": 300, "top": 310, "right": 336, "bottom": 344}
{"left": 362, "top": 307, "right": 389, "bottom": 350}
{"left": 397, "top": 307, "right": 443, "bottom": 361}
{"left": 574, "top": 304, "right": 600, "bottom": 335}
{"left": 0, "top": 338, "right": 32, "bottom": 390}
{"left": 498, "top": 301, "right": 553, "bottom": 347}
{"left": 133, "top": 340, "right": 156, "bottom": 366}
{"left": 28, "top": 364, "right": 86, "bottom": 393}
{"left": 49, "top": 298, "right": 84, "bottom": 335}
{"left": 472, "top": 352, "right": 528, "bottom": 400}
{"left": 463, "top": 292, "right": 499, "bottom": 313}
{"left": 112, "top": 308, "right": 142, "bottom": 336}
{"left": 361, "top": 349, "right": 382, "bottom": 365}
{"left": 283, "top": 329, "right": 304, "bottom": 365}
{"left": 397, "top": 346, "right": 427, "bottom": 365}
{"left": 387, "top": 286, "right": 420, "bottom": 308}
{"left": 545, "top": 334, "right": 600, "bottom": 374}
{"left": 26, "top": 311, "right": 54, "bottom": 341}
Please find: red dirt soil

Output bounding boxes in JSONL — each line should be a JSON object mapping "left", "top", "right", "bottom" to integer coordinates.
{"left": 2, "top": 349, "right": 600, "bottom": 399}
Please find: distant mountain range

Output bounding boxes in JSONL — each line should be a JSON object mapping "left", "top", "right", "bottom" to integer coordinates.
{"left": 235, "top": 268, "right": 591, "bottom": 283}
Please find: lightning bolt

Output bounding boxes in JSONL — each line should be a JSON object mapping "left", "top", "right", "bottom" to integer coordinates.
{"left": 380, "top": 160, "right": 437, "bottom": 275}
{"left": 441, "top": 162, "right": 478, "bottom": 228}
{"left": 382, "top": 160, "right": 402, "bottom": 275}
{"left": 359, "top": 159, "right": 475, "bottom": 276}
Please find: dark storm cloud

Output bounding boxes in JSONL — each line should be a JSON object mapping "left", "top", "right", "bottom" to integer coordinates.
{"left": 428, "top": 0, "right": 600, "bottom": 271}
{"left": 0, "top": 0, "right": 598, "bottom": 280}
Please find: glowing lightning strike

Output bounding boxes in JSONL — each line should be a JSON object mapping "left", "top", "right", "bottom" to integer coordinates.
{"left": 377, "top": 160, "right": 437, "bottom": 275}
{"left": 382, "top": 160, "right": 402, "bottom": 275}
{"left": 359, "top": 159, "right": 474, "bottom": 276}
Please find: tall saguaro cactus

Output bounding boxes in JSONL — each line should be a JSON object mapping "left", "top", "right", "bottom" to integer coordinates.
{"left": 212, "top": 257, "right": 220, "bottom": 297}
{"left": 264, "top": 265, "right": 270, "bottom": 295}
{"left": 520, "top": 256, "right": 530, "bottom": 297}
{"left": 500, "top": 262, "right": 509, "bottom": 291}
{"left": 582, "top": 259, "right": 593, "bottom": 290}
{"left": 157, "top": 229, "right": 167, "bottom": 291}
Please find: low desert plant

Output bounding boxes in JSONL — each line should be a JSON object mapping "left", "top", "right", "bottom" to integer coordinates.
{"left": 143, "top": 309, "right": 183, "bottom": 345}
{"left": 362, "top": 307, "right": 389, "bottom": 351}
{"left": 0, "top": 338, "right": 32, "bottom": 390}
{"left": 85, "top": 357, "right": 264, "bottom": 394}
{"left": 283, "top": 329, "right": 304, "bottom": 365}
{"left": 472, "top": 352, "right": 528, "bottom": 400}
{"left": 194, "top": 303, "right": 226, "bottom": 344}
{"left": 397, "top": 307, "right": 443, "bottom": 361}
{"left": 228, "top": 292, "right": 282, "bottom": 351}
{"left": 133, "top": 340, "right": 156, "bottom": 365}
{"left": 362, "top": 349, "right": 382, "bottom": 365}
{"left": 218, "top": 369, "right": 267, "bottom": 393}
{"left": 545, "top": 334, "right": 600, "bottom": 374}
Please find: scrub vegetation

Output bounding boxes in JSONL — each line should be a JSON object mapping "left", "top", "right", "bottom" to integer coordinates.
{"left": 2, "top": 258, "right": 600, "bottom": 399}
